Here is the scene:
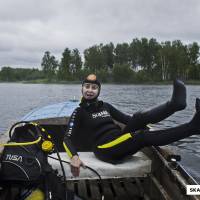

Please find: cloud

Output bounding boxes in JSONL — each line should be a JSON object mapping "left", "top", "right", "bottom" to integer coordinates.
{"left": 0, "top": 0, "right": 200, "bottom": 68}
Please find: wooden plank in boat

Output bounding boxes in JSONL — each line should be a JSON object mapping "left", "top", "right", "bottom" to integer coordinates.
{"left": 135, "top": 177, "right": 145, "bottom": 197}
{"left": 111, "top": 179, "right": 130, "bottom": 200}
{"left": 65, "top": 178, "right": 150, "bottom": 200}
{"left": 77, "top": 180, "right": 88, "bottom": 199}
{"left": 66, "top": 180, "right": 75, "bottom": 191}
{"left": 88, "top": 180, "right": 102, "bottom": 200}
{"left": 149, "top": 175, "right": 171, "bottom": 200}
{"left": 101, "top": 179, "right": 115, "bottom": 200}
{"left": 123, "top": 178, "right": 141, "bottom": 198}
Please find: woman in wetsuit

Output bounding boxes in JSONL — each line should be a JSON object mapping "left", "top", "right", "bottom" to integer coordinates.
{"left": 63, "top": 74, "right": 200, "bottom": 177}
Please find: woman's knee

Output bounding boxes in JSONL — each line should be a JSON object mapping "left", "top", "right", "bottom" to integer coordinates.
{"left": 93, "top": 147, "right": 117, "bottom": 163}
{"left": 124, "top": 112, "right": 147, "bottom": 132}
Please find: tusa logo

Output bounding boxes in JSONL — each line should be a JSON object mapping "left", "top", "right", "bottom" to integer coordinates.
{"left": 5, "top": 154, "right": 23, "bottom": 162}
{"left": 92, "top": 110, "right": 110, "bottom": 119}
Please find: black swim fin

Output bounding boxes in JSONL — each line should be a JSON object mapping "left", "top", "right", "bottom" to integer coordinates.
{"left": 140, "top": 79, "right": 187, "bottom": 124}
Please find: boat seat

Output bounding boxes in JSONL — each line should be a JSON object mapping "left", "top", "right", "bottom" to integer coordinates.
{"left": 48, "top": 151, "right": 152, "bottom": 180}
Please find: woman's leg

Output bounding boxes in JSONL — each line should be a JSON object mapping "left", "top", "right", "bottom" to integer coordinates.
{"left": 94, "top": 98, "right": 200, "bottom": 163}
{"left": 123, "top": 79, "right": 186, "bottom": 132}
{"left": 142, "top": 98, "right": 200, "bottom": 146}
{"left": 94, "top": 132, "right": 145, "bottom": 163}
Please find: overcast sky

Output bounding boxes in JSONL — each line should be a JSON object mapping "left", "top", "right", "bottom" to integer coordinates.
{"left": 0, "top": 0, "right": 200, "bottom": 68}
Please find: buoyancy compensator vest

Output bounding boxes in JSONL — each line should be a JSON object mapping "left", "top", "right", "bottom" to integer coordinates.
{"left": 0, "top": 121, "right": 84, "bottom": 200}
{"left": 0, "top": 122, "right": 51, "bottom": 184}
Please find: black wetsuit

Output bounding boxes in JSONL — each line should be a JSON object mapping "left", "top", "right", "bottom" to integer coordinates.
{"left": 63, "top": 99, "right": 199, "bottom": 163}
{"left": 64, "top": 101, "right": 130, "bottom": 154}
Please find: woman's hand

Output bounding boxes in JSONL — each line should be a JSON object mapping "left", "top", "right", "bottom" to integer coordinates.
{"left": 70, "top": 155, "right": 85, "bottom": 177}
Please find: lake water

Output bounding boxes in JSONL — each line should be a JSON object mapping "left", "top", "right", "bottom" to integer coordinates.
{"left": 0, "top": 83, "right": 200, "bottom": 183}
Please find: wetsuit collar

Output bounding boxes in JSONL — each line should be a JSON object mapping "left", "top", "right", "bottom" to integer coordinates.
{"left": 80, "top": 98, "right": 103, "bottom": 108}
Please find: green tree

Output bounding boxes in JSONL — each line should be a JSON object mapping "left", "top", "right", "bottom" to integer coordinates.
{"left": 187, "top": 42, "right": 200, "bottom": 79}
{"left": 157, "top": 41, "right": 172, "bottom": 80}
{"left": 58, "top": 48, "right": 71, "bottom": 80}
{"left": 0, "top": 67, "right": 13, "bottom": 81}
{"left": 101, "top": 42, "right": 115, "bottom": 70}
{"left": 129, "top": 38, "right": 141, "bottom": 69}
{"left": 138, "top": 38, "right": 159, "bottom": 73}
{"left": 168, "top": 40, "right": 188, "bottom": 80}
{"left": 70, "top": 49, "right": 82, "bottom": 74}
{"left": 84, "top": 45, "right": 103, "bottom": 72}
{"left": 0, "top": 67, "right": 45, "bottom": 81}
{"left": 41, "top": 51, "right": 58, "bottom": 81}
{"left": 187, "top": 42, "right": 200, "bottom": 66}
{"left": 137, "top": 38, "right": 148, "bottom": 69}
{"left": 157, "top": 40, "right": 190, "bottom": 80}
{"left": 114, "top": 43, "right": 130, "bottom": 65}
{"left": 112, "top": 64, "right": 134, "bottom": 83}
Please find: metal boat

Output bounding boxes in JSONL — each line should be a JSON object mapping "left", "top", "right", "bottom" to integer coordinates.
{"left": 0, "top": 100, "right": 200, "bottom": 200}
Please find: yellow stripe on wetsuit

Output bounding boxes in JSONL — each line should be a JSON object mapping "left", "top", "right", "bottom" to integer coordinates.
{"left": 63, "top": 142, "right": 73, "bottom": 158}
{"left": 97, "top": 133, "right": 132, "bottom": 149}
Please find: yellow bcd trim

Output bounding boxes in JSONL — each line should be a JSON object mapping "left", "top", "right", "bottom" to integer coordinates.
{"left": 63, "top": 142, "right": 73, "bottom": 158}
{"left": 42, "top": 140, "right": 53, "bottom": 152}
{"left": 41, "top": 128, "right": 46, "bottom": 132}
{"left": 97, "top": 133, "right": 132, "bottom": 149}
{"left": 48, "top": 135, "right": 51, "bottom": 139}
{"left": 30, "top": 122, "right": 38, "bottom": 126}
{"left": 0, "top": 137, "right": 42, "bottom": 147}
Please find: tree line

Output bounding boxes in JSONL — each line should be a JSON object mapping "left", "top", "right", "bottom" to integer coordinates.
{"left": 0, "top": 67, "right": 44, "bottom": 82}
{"left": 0, "top": 38, "right": 200, "bottom": 83}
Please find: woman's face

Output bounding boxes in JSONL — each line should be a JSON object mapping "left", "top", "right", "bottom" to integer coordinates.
{"left": 82, "top": 83, "right": 99, "bottom": 100}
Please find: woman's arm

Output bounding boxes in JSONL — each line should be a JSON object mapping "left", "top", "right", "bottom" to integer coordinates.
{"left": 63, "top": 107, "right": 80, "bottom": 157}
{"left": 106, "top": 103, "right": 131, "bottom": 124}
{"left": 70, "top": 155, "right": 85, "bottom": 177}
{"left": 63, "top": 107, "right": 85, "bottom": 176}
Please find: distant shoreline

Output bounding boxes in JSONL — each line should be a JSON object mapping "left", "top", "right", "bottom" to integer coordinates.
{"left": 1, "top": 80, "right": 200, "bottom": 85}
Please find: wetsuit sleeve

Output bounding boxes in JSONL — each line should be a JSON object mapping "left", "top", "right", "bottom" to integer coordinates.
{"left": 106, "top": 103, "right": 131, "bottom": 124}
{"left": 63, "top": 107, "right": 81, "bottom": 158}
